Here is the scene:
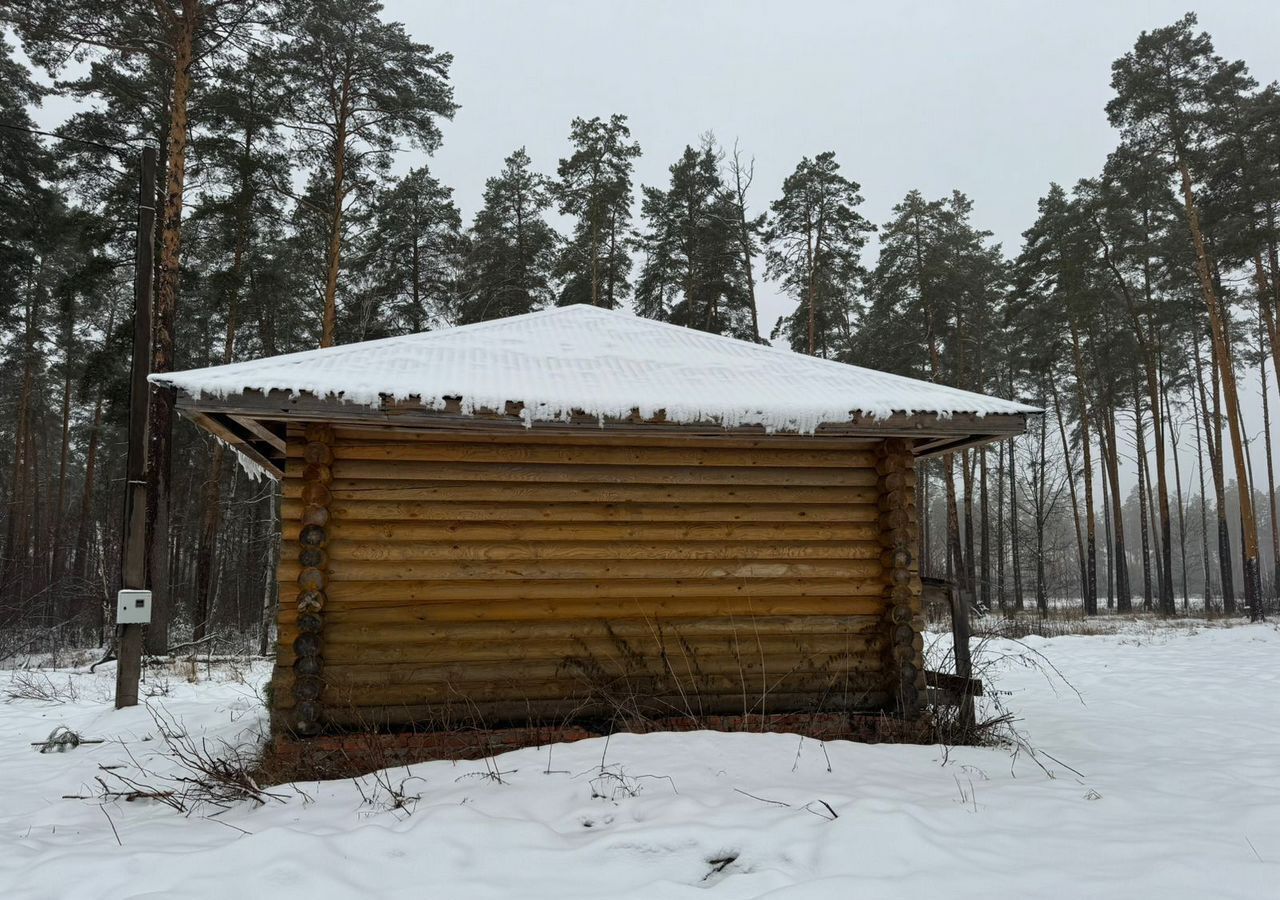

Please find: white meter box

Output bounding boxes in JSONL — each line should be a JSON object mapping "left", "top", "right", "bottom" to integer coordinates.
{"left": 117, "top": 589, "right": 152, "bottom": 624}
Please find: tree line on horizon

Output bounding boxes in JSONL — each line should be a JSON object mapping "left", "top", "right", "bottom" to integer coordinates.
{"left": 0, "top": 4, "right": 1276, "bottom": 655}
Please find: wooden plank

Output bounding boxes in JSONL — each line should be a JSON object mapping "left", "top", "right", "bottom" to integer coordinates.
{"left": 281, "top": 480, "right": 880, "bottom": 505}
{"left": 280, "top": 578, "right": 889, "bottom": 604}
{"left": 307, "top": 683, "right": 890, "bottom": 715}
{"left": 282, "top": 520, "right": 883, "bottom": 543}
{"left": 282, "top": 539, "right": 883, "bottom": 563}
{"left": 230, "top": 414, "right": 287, "bottom": 453}
{"left": 281, "top": 633, "right": 886, "bottom": 667}
{"left": 322, "top": 459, "right": 879, "bottom": 487}
{"left": 278, "top": 557, "right": 884, "bottom": 583}
{"left": 281, "top": 597, "right": 887, "bottom": 627}
{"left": 313, "top": 654, "right": 885, "bottom": 686}
{"left": 925, "top": 669, "right": 984, "bottom": 698}
{"left": 311, "top": 613, "right": 882, "bottom": 643}
{"left": 282, "top": 499, "right": 881, "bottom": 524}
{"left": 302, "top": 437, "right": 882, "bottom": 468}
{"left": 306, "top": 692, "right": 895, "bottom": 725}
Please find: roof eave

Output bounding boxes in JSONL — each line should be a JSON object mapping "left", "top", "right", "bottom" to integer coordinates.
{"left": 174, "top": 387, "right": 1029, "bottom": 461}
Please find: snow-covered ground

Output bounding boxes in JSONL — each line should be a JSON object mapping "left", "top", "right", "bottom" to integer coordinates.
{"left": 2, "top": 622, "right": 1277, "bottom": 899}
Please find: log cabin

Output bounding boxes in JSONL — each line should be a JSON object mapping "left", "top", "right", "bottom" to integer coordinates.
{"left": 152, "top": 305, "right": 1034, "bottom": 743}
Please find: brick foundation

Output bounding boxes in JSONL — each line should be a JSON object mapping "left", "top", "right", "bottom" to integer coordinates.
{"left": 261, "top": 712, "right": 934, "bottom": 782}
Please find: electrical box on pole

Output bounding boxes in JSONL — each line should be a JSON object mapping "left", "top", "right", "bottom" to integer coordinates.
{"left": 116, "top": 589, "right": 153, "bottom": 625}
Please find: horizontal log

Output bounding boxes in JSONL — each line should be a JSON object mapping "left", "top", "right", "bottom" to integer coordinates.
{"left": 304, "top": 613, "right": 883, "bottom": 645}
{"left": 281, "top": 479, "right": 879, "bottom": 505}
{"left": 280, "top": 600, "right": 887, "bottom": 631}
{"left": 282, "top": 498, "right": 880, "bottom": 524}
{"left": 319, "top": 654, "right": 883, "bottom": 687}
{"left": 278, "top": 578, "right": 888, "bottom": 605}
{"left": 280, "top": 539, "right": 883, "bottom": 563}
{"left": 293, "top": 438, "right": 880, "bottom": 469}
{"left": 278, "top": 557, "right": 883, "bottom": 583}
{"left": 282, "top": 520, "right": 883, "bottom": 544}
{"left": 319, "top": 459, "right": 878, "bottom": 488}
{"left": 276, "top": 670, "right": 889, "bottom": 708}
{"left": 285, "top": 611, "right": 881, "bottom": 637}
{"left": 280, "top": 633, "right": 885, "bottom": 667}
{"left": 302, "top": 691, "right": 895, "bottom": 726}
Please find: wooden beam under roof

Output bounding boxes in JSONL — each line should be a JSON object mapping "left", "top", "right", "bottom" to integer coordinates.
{"left": 174, "top": 388, "right": 1030, "bottom": 450}
{"left": 180, "top": 409, "right": 284, "bottom": 480}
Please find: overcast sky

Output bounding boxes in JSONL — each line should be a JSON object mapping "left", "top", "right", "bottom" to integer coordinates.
{"left": 395, "top": 0, "right": 1280, "bottom": 331}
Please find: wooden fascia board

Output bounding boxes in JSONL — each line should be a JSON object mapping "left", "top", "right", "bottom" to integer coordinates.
{"left": 176, "top": 389, "right": 1028, "bottom": 445}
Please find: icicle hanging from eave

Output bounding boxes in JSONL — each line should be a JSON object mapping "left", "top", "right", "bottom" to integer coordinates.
{"left": 208, "top": 432, "right": 275, "bottom": 483}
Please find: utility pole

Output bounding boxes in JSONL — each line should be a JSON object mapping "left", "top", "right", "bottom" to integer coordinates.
{"left": 116, "top": 146, "right": 157, "bottom": 709}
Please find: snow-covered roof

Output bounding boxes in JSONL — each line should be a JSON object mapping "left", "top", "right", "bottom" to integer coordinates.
{"left": 153, "top": 305, "right": 1036, "bottom": 434}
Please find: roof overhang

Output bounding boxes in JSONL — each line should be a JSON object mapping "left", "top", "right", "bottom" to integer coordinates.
{"left": 173, "top": 387, "right": 1032, "bottom": 481}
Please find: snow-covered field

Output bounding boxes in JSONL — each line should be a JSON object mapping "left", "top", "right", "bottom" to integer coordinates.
{"left": 2, "top": 622, "right": 1277, "bottom": 899}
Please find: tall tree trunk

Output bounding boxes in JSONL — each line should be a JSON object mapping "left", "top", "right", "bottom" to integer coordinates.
{"left": 1191, "top": 374, "right": 1213, "bottom": 608}
{"left": 257, "top": 490, "right": 279, "bottom": 657}
{"left": 979, "top": 447, "right": 991, "bottom": 611}
{"left": 1163, "top": 384, "right": 1190, "bottom": 612}
{"left": 919, "top": 460, "right": 930, "bottom": 578}
{"left": 1101, "top": 438, "right": 1115, "bottom": 610}
{"left": 1201, "top": 335, "right": 1235, "bottom": 613}
{"left": 1258, "top": 305, "right": 1279, "bottom": 603}
{"left": 1051, "top": 379, "right": 1087, "bottom": 607}
{"left": 1176, "top": 157, "right": 1261, "bottom": 620}
{"left": 996, "top": 441, "right": 1007, "bottom": 613}
{"left": 1069, "top": 326, "right": 1098, "bottom": 614}
{"left": 1101, "top": 405, "right": 1131, "bottom": 612}
{"left": 50, "top": 308, "right": 75, "bottom": 613}
{"left": 321, "top": 72, "right": 353, "bottom": 347}
{"left": 730, "top": 145, "right": 761, "bottom": 341}
{"left": 146, "top": 5, "right": 200, "bottom": 653}
{"left": 944, "top": 452, "right": 967, "bottom": 598}
{"left": 1009, "top": 438, "right": 1025, "bottom": 613}
{"left": 1035, "top": 407, "right": 1049, "bottom": 616}
{"left": 2, "top": 284, "right": 38, "bottom": 600}
{"left": 962, "top": 450, "right": 976, "bottom": 598}
{"left": 1133, "top": 384, "right": 1155, "bottom": 611}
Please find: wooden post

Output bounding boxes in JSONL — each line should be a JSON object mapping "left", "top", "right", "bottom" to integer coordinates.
{"left": 116, "top": 146, "right": 157, "bottom": 709}
{"left": 950, "top": 582, "right": 975, "bottom": 729}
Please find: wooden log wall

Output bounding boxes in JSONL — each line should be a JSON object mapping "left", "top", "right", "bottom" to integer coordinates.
{"left": 272, "top": 427, "right": 920, "bottom": 731}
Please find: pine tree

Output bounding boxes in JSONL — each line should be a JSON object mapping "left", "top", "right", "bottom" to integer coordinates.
{"left": 459, "top": 148, "right": 558, "bottom": 323}
{"left": 277, "top": 0, "right": 458, "bottom": 347}
{"left": 1108, "top": 12, "right": 1264, "bottom": 619}
{"left": 765, "top": 151, "right": 873, "bottom": 357}
{"left": 353, "top": 167, "right": 463, "bottom": 336}
{"left": 634, "top": 139, "right": 756, "bottom": 339}
{"left": 727, "top": 141, "right": 766, "bottom": 343}
{"left": 553, "top": 114, "right": 641, "bottom": 309}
